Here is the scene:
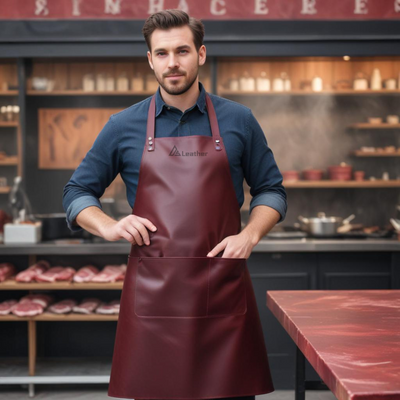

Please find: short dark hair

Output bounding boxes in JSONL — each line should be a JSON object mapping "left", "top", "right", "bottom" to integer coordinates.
{"left": 142, "top": 9, "right": 205, "bottom": 52}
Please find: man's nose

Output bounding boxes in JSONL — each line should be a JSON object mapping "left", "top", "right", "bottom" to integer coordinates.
{"left": 168, "top": 53, "right": 179, "bottom": 69}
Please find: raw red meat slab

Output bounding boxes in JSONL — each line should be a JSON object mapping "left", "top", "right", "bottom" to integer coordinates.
{"left": 35, "top": 266, "right": 75, "bottom": 282}
{"left": 72, "top": 298, "right": 101, "bottom": 314}
{"left": 0, "top": 299, "right": 18, "bottom": 315}
{"left": 48, "top": 299, "right": 78, "bottom": 314}
{"left": 16, "top": 260, "right": 50, "bottom": 282}
{"left": 73, "top": 265, "right": 99, "bottom": 283}
{"left": 0, "top": 263, "right": 16, "bottom": 282}
{"left": 91, "top": 264, "right": 126, "bottom": 283}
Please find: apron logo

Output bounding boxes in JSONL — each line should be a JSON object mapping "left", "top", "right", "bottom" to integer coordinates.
{"left": 169, "top": 145, "right": 208, "bottom": 157}
{"left": 169, "top": 145, "right": 181, "bottom": 156}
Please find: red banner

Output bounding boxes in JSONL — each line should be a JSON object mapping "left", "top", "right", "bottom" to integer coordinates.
{"left": 0, "top": 0, "right": 400, "bottom": 20}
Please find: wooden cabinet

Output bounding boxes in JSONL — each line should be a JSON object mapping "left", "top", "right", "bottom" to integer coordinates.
{"left": 248, "top": 252, "right": 318, "bottom": 389}
{"left": 318, "top": 252, "right": 393, "bottom": 289}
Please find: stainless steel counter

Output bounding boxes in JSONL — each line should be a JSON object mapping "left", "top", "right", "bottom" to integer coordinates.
{"left": 254, "top": 238, "right": 400, "bottom": 252}
{"left": 0, "top": 238, "right": 399, "bottom": 254}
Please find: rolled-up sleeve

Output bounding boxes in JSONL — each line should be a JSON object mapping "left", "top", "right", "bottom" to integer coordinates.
{"left": 62, "top": 115, "right": 121, "bottom": 232}
{"left": 242, "top": 110, "right": 287, "bottom": 223}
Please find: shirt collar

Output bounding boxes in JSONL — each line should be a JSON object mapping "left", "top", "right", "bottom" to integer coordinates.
{"left": 155, "top": 81, "right": 207, "bottom": 117}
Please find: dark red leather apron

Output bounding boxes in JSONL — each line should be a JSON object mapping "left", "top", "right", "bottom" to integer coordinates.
{"left": 108, "top": 93, "right": 274, "bottom": 399}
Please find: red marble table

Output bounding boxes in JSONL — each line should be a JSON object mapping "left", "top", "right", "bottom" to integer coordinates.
{"left": 266, "top": 290, "right": 400, "bottom": 400}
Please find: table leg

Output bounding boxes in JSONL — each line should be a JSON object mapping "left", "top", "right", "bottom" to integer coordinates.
{"left": 28, "top": 320, "right": 36, "bottom": 397}
{"left": 28, "top": 320, "right": 36, "bottom": 376}
{"left": 295, "top": 345, "right": 305, "bottom": 400}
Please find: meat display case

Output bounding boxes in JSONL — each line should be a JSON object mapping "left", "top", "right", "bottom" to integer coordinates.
{"left": 0, "top": 249, "right": 126, "bottom": 398}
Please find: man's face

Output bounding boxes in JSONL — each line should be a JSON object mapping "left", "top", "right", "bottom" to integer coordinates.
{"left": 147, "top": 25, "right": 206, "bottom": 96}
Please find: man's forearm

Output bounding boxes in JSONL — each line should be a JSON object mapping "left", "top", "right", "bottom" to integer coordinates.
{"left": 75, "top": 206, "right": 117, "bottom": 238}
{"left": 241, "top": 205, "right": 281, "bottom": 245}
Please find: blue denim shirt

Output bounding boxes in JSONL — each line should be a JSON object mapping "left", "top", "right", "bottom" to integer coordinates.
{"left": 63, "top": 81, "right": 287, "bottom": 232}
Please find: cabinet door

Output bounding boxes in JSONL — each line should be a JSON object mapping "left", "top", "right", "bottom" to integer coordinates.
{"left": 318, "top": 252, "right": 392, "bottom": 289}
{"left": 392, "top": 253, "right": 400, "bottom": 289}
{"left": 247, "top": 252, "right": 318, "bottom": 389}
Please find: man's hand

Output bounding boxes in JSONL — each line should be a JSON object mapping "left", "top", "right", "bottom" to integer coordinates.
{"left": 75, "top": 206, "right": 157, "bottom": 245}
{"left": 206, "top": 205, "right": 281, "bottom": 259}
{"left": 206, "top": 230, "right": 257, "bottom": 259}
{"left": 101, "top": 215, "right": 157, "bottom": 245}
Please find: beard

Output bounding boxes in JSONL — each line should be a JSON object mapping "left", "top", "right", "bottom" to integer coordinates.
{"left": 155, "top": 66, "right": 199, "bottom": 96}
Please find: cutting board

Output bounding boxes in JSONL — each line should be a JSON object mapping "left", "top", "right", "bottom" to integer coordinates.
{"left": 38, "top": 108, "right": 123, "bottom": 169}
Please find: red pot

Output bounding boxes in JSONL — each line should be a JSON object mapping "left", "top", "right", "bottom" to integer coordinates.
{"left": 328, "top": 164, "right": 353, "bottom": 180}
{"left": 303, "top": 169, "right": 323, "bottom": 181}
{"left": 354, "top": 171, "right": 365, "bottom": 181}
{"left": 282, "top": 170, "right": 300, "bottom": 181}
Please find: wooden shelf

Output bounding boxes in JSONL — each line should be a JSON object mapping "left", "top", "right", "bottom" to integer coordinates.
{"left": 0, "top": 90, "right": 18, "bottom": 96}
{"left": 0, "top": 357, "right": 112, "bottom": 385}
{"left": 283, "top": 180, "right": 400, "bottom": 188}
{"left": 352, "top": 151, "right": 400, "bottom": 157}
{"left": 0, "top": 312, "right": 118, "bottom": 321}
{"left": 0, "top": 156, "right": 18, "bottom": 165}
{"left": 0, "top": 121, "right": 18, "bottom": 127}
{"left": 219, "top": 89, "right": 400, "bottom": 96}
{"left": 27, "top": 90, "right": 154, "bottom": 96}
{"left": 0, "top": 279, "right": 123, "bottom": 290}
{"left": 349, "top": 123, "right": 400, "bottom": 129}
{"left": 0, "top": 186, "right": 11, "bottom": 194}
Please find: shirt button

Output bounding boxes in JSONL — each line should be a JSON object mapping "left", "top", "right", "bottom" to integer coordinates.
{"left": 167, "top": 107, "right": 170, "bottom": 110}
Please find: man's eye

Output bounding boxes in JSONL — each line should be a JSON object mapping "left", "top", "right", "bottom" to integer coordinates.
{"left": 179, "top": 50, "right": 188, "bottom": 54}
{"left": 156, "top": 52, "right": 165, "bottom": 56}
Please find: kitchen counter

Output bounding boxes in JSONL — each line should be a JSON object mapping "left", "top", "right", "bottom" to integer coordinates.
{"left": 0, "top": 237, "right": 399, "bottom": 254}
{"left": 255, "top": 237, "right": 400, "bottom": 252}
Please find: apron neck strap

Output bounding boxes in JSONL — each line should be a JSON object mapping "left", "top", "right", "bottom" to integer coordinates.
{"left": 146, "top": 92, "right": 222, "bottom": 151}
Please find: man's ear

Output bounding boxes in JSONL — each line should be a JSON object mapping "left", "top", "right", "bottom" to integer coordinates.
{"left": 199, "top": 45, "right": 206, "bottom": 66}
{"left": 147, "top": 51, "right": 154, "bottom": 70}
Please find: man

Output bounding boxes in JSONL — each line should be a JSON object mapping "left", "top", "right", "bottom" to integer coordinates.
{"left": 63, "top": 9, "right": 287, "bottom": 400}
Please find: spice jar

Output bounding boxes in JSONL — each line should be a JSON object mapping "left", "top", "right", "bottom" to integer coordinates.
{"left": 117, "top": 72, "right": 129, "bottom": 91}
{"left": 6, "top": 105, "right": 13, "bottom": 122}
{"left": 256, "top": 71, "right": 270, "bottom": 92}
{"left": 229, "top": 74, "right": 240, "bottom": 91}
{"left": 12, "top": 105, "right": 19, "bottom": 122}
{"left": 131, "top": 72, "right": 144, "bottom": 92}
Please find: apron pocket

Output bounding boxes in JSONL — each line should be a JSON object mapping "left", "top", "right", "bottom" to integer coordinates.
{"left": 134, "top": 257, "right": 246, "bottom": 318}
{"left": 135, "top": 257, "right": 209, "bottom": 318}
{"left": 207, "top": 257, "right": 247, "bottom": 317}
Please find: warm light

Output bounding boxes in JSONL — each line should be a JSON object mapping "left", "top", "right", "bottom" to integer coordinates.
{"left": 343, "top": 56, "right": 351, "bottom": 61}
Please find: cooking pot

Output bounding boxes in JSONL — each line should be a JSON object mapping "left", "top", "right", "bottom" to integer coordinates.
{"left": 298, "top": 212, "right": 355, "bottom": 237}
{"left": 282, "top": 170, "right": 300, "bottom": 181}
{"left": 303, "top": 168, "right": 323, "bottom": 181}
{"left": 328, "top": 163, "right": 352, "bottom": 181}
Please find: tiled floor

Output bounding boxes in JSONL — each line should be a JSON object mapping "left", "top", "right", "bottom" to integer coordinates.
{"left": 0, "top": 387, "right": 338, "bottom": 400}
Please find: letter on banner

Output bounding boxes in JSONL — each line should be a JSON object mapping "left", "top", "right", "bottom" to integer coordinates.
{"left": 301, "top": 0, "right": 317, "bottom": 14}
{"left": 210, "top": 0, "right": 226, "bottom": 15}
{"left": 178, "top": 0, "right": 189, "bottom": 13}
{"left": 255, "top": 0, "right": 268, "bottom": 15}
{"left": 148, "top": 0, "right": 164, "bottom": 13}
{"left": 72, "top": 0, "right": 82, "bottom": 16}
{"left": 395, "top": 0, "right": 400, "bottom": 12}
{"left": 35, "top": 0, "right": 49, "bottom": 16}
{"left": 354, "top": 0, "right": 368, "bottom": 14}
{"left": 105, "top": 0, "right": 122, "bottom": 15}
